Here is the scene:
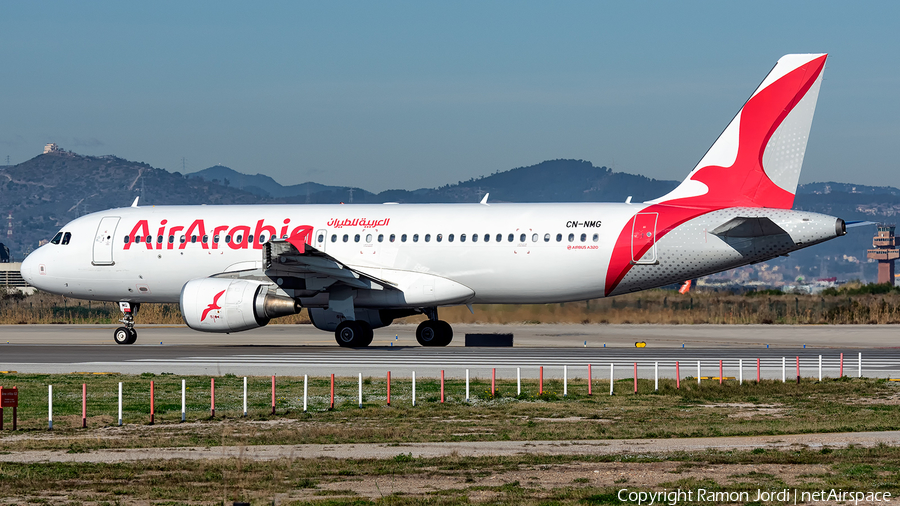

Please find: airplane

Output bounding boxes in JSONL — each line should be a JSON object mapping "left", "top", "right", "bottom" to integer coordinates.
{"left": 20, "top": 53, "right": 845, "bottom": 347}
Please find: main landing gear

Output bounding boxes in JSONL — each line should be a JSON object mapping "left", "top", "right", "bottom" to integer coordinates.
{"left": 415, "top": 320, "right": 453, "bottom": 346}
{"left": 114, "top": 302, "right": 140, "bottom": 345}
{"left": 334, "top": 320, "right": 374, "bottom": 348}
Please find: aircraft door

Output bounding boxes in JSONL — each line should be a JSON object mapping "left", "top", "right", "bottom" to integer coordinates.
{"left": 92, "top": 216, "right": 121, "bottom": 266}
{"left": 314, "top": 229, "right": 327, "bottom": 251}
{"left": 631, "top": 212, "right": 658, "bottom": 265}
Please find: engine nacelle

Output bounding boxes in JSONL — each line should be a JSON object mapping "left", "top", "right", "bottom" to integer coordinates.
{"left": 309, "top": 308, "right": 415, "bottom": 332}
{"left": 181, "top": 278, "right": 299, "bottom": 333}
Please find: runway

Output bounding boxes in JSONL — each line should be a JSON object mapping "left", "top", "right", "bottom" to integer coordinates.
{"left": 2, "top": 323, "right": 899, "bottom": 379}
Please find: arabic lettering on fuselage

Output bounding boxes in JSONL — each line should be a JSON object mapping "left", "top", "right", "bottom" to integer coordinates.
{"left": 326, "top": 218, "right": 390, "bottom": 229}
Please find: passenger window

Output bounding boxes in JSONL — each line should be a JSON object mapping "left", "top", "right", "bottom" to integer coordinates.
{"left": 170, "top": 235, "right": 176, "bottom": 244}
{"left": 317, "top": 234, "right": 324, "bottom": 243}
{"left": 460, "top": 234, "right": 466, "bottom": 242}
{"left": 531, "top": 234, "right": 538, "bottom": 242}
{"left": 471, "top": 234, "right": 477, "bottom": 242}
{"left": 448, "top": 234, "right": 454, "bottom": 242}
{"left": 213, "top": 235, "right": 219, "bottom": 244}
{"left": 343, "top": 234, "right": 349, "bottom": 242}
{"left": 331, "top": 235, "right": 337, "bottom": 243}
{"left": 146, "top": 236, "right": 152, "bottom": 244}
{"left": 507, "top": 234, "right": 514, "bottom": 242}
{"left": 425, "top": 234, "right": 431, "bottom": 242}
{"left": 568, "top": 233, "right": 574, "bottom": 242}
{"left": 412, "top": 234, "right": 418, "bottom": 242}
{"left": 135, "top": 235, "right": 141, "bottom": 243}
{"left": 543, "top": 233, "right": 550, "bottom": 242}
{"left": 366, "top": 234, "right": 373, "bottom": 243}
{"left": 556, "top": 233, "right": 562, "bottom": 242}
{"left": 436, "top": 234, "right": 442, "bottom": 242}
{"left": 179, "top": 235, "right": 186, "bottom": 244}
{"left": 158, "top": 235, "right": 164, "bottom": 244}
{"left": 354, "top": 234, "right": 361, "bottom": 242}
{"left": 124, "top": 235, "right": 130, "bottom": 244}
{"left": 51, "top": 232, "right": 63, "bottom": 245}
{"left": 378, "top": 234, "right": 384, "bottom": 242}
{"left": 519, "top": 233, "right": 525, "bottom": 242}
{"left": 191, "top": 235, "right": 197, "bottom": 243}
{"left": 224, "top": 235, "right": 231, "bottom": 243}
{"left": 248, "top": 235, "right": 254, "bottom": 244}
{"left": 593, "top": 233, "right": 599, "bottom": 242}
{"left": 390, "top": 234, "right": 396, "bottom": 242}
{"left": 202, "top": 235, "right": 209, "bottom": 243}
{"left": 580, "top": 233, "right": 587, "bottom": 242}
{"left": 400, "top": 234, "right": 406, "bottom": 242}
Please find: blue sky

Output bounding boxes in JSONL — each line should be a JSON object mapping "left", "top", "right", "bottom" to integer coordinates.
{"left": 2, "top": 1, "right": 898, "bottom": 192}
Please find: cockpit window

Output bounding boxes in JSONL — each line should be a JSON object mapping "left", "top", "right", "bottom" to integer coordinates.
{"left": 62, "top": 232, "right": 72, "bottom": 245}
{"left": 50, "top": 232, "right": 63, "bottom": 245}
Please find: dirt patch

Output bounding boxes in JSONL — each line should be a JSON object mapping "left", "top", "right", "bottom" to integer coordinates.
{"left": 701, "top": 402, "right": 785, "bottom": 418}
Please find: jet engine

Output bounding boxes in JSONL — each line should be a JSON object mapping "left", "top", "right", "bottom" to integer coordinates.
{"left": 181, "top": 278, "right": 299, "bottom": 333}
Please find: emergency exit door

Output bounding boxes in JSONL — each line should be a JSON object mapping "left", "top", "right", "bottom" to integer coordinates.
{"left": 631, "top": 212, "right": 658, "bottom": 264}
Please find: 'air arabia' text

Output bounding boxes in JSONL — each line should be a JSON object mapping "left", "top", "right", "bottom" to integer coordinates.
{"left": 123, "top": 219, "right": 313, "bottom": 251}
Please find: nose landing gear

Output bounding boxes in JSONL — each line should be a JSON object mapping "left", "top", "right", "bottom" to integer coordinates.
{"left": 114, "top": 302, "right": 139, "bottom": 345}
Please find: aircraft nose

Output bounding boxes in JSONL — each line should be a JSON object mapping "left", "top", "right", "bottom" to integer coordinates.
{"left": 20, "top": 251, "right": 36, "bottom": 285}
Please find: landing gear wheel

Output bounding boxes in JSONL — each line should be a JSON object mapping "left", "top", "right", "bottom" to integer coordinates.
{"left": 126, "top": 328, "right": 138, "bottom": 344}
{"left": 416, "top": 320, "right": 453, "bottom": 347}
{"left": 335, "top": 321, "right": 373, "bottom": 347}
{"left": 114, "top": 327, "right": 132, "bottom": 345}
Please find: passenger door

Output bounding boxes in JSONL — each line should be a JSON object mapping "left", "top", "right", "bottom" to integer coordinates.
{"left": 92, "top": 216, "right": 120, "bottom": 265}
{"left": 631, "top": 212, "right": 658, "bottom": 265}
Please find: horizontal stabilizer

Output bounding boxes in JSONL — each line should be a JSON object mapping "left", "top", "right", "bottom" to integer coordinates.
{"left": 711, "top": 217, "right": 787, "bottom": 238}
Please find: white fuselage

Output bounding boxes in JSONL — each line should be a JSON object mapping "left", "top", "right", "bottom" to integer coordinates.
{"left": 20, "top": 202, "right": 843, "bottom": 308}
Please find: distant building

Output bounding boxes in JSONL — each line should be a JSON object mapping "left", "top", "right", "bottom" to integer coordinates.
{"left": 866, "top": 224, "right": 899, "bottom": 285}
{"left": 0, "top": 263, "right": 34, "bottom": 294}
{"left": 43, "top": 143, "right": 60, "bottom": 154}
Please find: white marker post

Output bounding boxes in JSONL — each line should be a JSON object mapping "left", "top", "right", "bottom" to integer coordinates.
{"left": 358, "top": 373, "right": 363, "bottom": 408}
{"left": 782, "top": 357, "right": 786, "bottom": 383}
{"left": 118, "top": 382, "right": 123, "bottom": 426}
{"left": 517, "top": 367, "right": 521, "bottom": 396}
{"left": 181, "top": 379, "right": 186, "bottom": 422}
{"left": 48, "top": 385, "right": 53, "bottom": 430}
{"left": 859, "top": 352, "right": 862, "bottom": 378}
{"left": 303, "top": 375, "right": 308, "bottom": 413}
{"left": 412, "top": 371, "right": 416, "bottom": 407}
{"left": 563, "top": 365, "right": 568, "bottom": 397}
{"left": 609, "top": 363, "right": 614, "bottom": 396}
{"left": 654, "top": 362, "right": 659, "bottom": 391}
{"left": 739, "top": 359, "right": 743, "bottom": 385}
{"left": 697, "top": 361, "right": 701, "bottom": 384}
{"left": 818, "top": 355, "right": 822, "bottom": 381}
{"left": 465, "top": 369, "right": 470, "bottom": 402}
{"left": 243, "top": 377, "right": 248, "bottom": 417}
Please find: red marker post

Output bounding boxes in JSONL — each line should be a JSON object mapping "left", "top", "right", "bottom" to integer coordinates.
{"left": 539, "top": 366, "right": 544, "bottom": 395}
{"left": 719, "top": 360, "right": 723, "bottom": 385}
{"left": 271, "top": 375, "right": 276, "bottom": 415}
{"left": 756, "top": 358, "right": 761, "bottom": 383}
{"left": 82, "top": 383, "right": 87, "bottom": 428}
{"left": 386, "top": 371, "right": 391, "bottom": 406}
{"left": 150, "top": 380, "right": 155, "bottom": 425}
{"left": 796, "top": 356, "right": 801, "bottom": 384}
{"left": 675, "top": 361, "right": 680, "bottom": 389}
{"left": 330, "top": 374, "right": 335, "bottom": 410}
{"left": 211, "top": 378, "right": 215, "bottom": 418}
{"left": 440, "top": 370, "right": 445, "bottom": 403}
{"left": 633, "top": 363, "right": 637, "bottom": 394}
{"left": 588, "top": 364, "right": 592, "bottom": 396}
{"left": 840, "top": 352, "right": 844, "bottom": 377}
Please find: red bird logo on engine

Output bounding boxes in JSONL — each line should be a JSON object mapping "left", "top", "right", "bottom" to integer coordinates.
{"left": 201, "top": 289, "right": 226, "bottom": 322}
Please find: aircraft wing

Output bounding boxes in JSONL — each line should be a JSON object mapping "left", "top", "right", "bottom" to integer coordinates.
{"left": 263, "top": 238, "right": 396, "bottom": 291}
